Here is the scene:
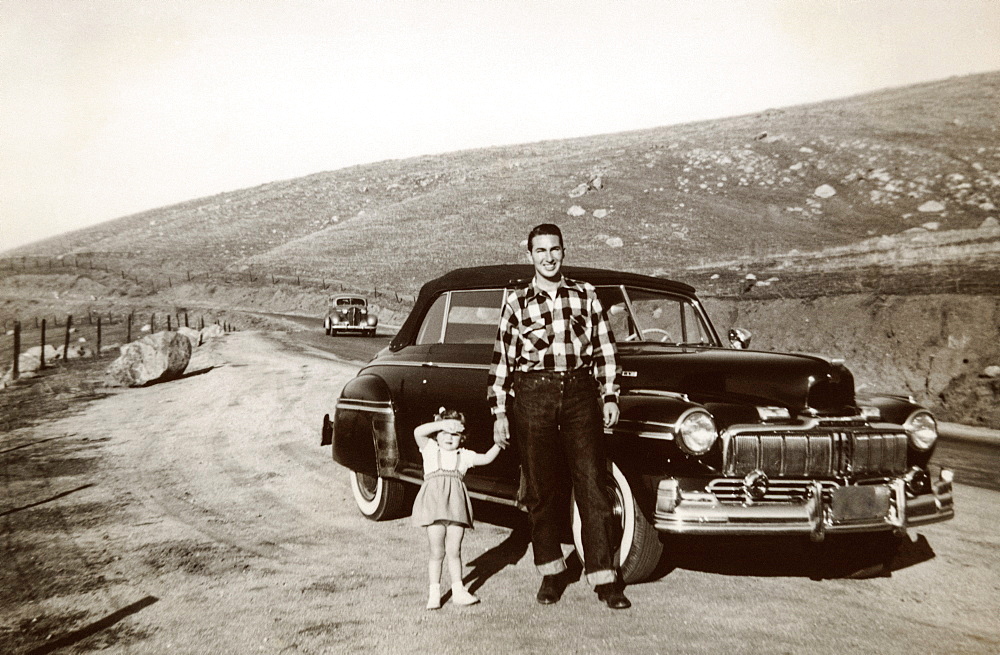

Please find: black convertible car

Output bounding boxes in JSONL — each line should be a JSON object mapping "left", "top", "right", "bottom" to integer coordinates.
{"left": 322, "top": 265, "right": 954, "bottom": 582}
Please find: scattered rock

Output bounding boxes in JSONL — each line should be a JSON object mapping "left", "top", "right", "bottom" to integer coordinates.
{"left": 921, "top": 221, "right": 941, "bottom": 231}
{"left": 567, "top": 205, "right": 586, "bottom": 217}
{"left": 106, "top": 331, "right": 192, "bottom": 387}
{"left": 605, "top": 237, "right": 624, "bottom": 248}
{"left": 568, "top": 183, "right": 589, "bottom": 198}
{"left": 590, "top": 176, "right": 603, "bottom": 190}
{"left": 593, "top": 209, "right": 609, "bottom": 219}
{"left": 177, "top": 326, "right": 203, "bottom": 348}
{"left": 201, "top": 324, "right": 226, "bottom": 340}
{"left": 13, "top": 345, "right": 62, "bottom": 376}
{"left": 983, "top": 366, "right": 1000, "bottom": 379}
{"left": 918, "top": 200, "right": 946, "bottom": 213}
{"left": 814, "top": 184, "right": 837, "bottom": 199}
{"left": 980, "top": 216, "right": 999, "bottom": 230}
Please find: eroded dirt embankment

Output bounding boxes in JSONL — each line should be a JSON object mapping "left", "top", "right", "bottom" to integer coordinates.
{"left": 704, "top": 294, "right": 1000, "bottom": 428}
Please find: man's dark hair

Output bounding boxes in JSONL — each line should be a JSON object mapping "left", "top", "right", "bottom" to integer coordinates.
{"left": 527, "top": 223, "right": 564, "bottom": 251}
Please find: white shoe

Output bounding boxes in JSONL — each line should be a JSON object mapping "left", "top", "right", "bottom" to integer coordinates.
{"left": 427, "top": 584, "right": 441, "bottom": 610}
{"left": 451, "top": 584, "right": 480, "bottom": 606}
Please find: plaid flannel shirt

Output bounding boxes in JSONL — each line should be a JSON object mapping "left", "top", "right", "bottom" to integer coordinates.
{"left": 487, "top": 276, "right": 619, "bottom": 415}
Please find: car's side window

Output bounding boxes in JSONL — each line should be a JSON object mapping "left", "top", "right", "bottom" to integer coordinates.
{"left": 681, "top": 302, "right": 711, "bottom": 345}
{"left": 624, "top": 288, "right": 711, "bottom": 344}
{"left": 595, "top": 286, "right": 633, "bottom": 343}
{"left": 443, "top": 290, "right": 504, "bottom": 344}
{"left": 415, "top": 294, "right": 447, "bottom": 345}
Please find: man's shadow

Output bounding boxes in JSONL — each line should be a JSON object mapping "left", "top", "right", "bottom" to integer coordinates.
{"left": 457, "top": 502, "right": 532, "bottom": 597}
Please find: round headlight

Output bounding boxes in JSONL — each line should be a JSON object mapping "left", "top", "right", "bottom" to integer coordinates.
{"left": 904, "top": 410, "right": 938, "bottom": 451}
{"left": 676, "top": 409, "right": 718, "bottom": 456}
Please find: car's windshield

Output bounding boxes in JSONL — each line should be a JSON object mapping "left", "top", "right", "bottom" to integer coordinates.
{"left": 336, "top": 298, "right": 365, "bottom": 307}
{"left": 413, "top": 285, "right": 716, "bottom": 347}
{"left": 596, "top": 286, "right": 716, "bottom": 346}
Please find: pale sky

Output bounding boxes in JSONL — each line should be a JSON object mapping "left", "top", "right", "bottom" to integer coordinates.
{"left": 2, "top": 0, "right": 999, "bottom": 251}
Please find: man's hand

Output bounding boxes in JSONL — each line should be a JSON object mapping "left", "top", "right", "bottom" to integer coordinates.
{"left": 603, "top": 401, "right": 620, "bottom": 429}
{"left": 493, "top": 414, "right": 510, "bottom": 449}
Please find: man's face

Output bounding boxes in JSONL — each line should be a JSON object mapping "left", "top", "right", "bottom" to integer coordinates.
{"left": 528, "top": 233, "right": 564, "bottom": 282}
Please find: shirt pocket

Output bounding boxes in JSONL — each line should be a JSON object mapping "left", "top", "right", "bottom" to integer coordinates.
{"left": 520, "top": 319, "right": 551, "bottom": 352}
{"left": 570, "top": 315, "right": 591, "bottom": 349}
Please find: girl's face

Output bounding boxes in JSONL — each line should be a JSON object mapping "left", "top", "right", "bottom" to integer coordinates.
{"left": 436, "top": 429, "right": 463, "bottom": 451}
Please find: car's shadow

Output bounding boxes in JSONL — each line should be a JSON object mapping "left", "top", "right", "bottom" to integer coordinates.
{"left": 651, "top": 532, "right": 936, "bottom": 581}
{"left": 452, "top": 500, "right": 935, "bottom": 595}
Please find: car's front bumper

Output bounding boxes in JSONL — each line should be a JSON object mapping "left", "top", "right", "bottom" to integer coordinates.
{"left": 329, "top": 323, "right": 375, "bottom": 332}
{"left": 653, "top": 470, "right": 954, "bottom": 541}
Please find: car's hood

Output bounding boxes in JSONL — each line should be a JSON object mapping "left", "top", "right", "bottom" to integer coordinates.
{"left": 618, "top": 346, "right": 856, "bottom": 415}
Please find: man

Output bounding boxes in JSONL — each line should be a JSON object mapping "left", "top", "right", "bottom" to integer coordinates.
{"left": 488, "top": 223, "right": 629, "bottom": 610}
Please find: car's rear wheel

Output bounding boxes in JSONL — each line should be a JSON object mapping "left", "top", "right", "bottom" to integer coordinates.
{"left": 572, "top": 463, "right": 663, "bottom": 584}
{"left": 348, "top": 470, "right": 407, "bottom": 521}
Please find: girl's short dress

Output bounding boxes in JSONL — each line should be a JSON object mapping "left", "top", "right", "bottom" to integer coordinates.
{"left": 411, "top": 443, "right": 476, "bottom": 529}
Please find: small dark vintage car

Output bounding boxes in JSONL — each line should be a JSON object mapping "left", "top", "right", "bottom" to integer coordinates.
{"left": 324, "top": 294, "right": 378, "bottom": 336}
{"left": 322, "top": 265, "right": 954, "bottom": 582}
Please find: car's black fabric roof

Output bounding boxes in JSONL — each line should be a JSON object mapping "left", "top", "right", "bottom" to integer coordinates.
{"left": 390, "top": 264, "right": 696, "bottom": 351}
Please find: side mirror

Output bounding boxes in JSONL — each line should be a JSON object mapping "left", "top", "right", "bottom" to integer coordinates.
{"left": 728, "top": 328, "right": 752, "bottom": 350}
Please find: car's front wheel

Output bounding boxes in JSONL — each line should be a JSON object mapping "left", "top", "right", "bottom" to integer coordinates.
{"left": 348, "top": 470, "right": 407, "bottom": 521}
{"left": 572, "top": 463, "right": 663, "bottom": 584}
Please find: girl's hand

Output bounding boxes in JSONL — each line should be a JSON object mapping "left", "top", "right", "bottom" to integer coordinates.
{"left": 439, "top": 419, "right": 465, "bottom": 435}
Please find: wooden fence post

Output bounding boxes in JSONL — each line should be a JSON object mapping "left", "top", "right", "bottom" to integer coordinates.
{"left": 184, "top": 312, "right": 189, "bottom": 328}
{"left": 167, "top": 315, "right": 172, "bottom": 331}
{"left": 151, "top": 313, "right": 156, "bottom": 333}
{"left": 127, "top": 313, "right": 132, "bottom": 343}
{"left": 40, "top": 318, "right": 47, "bottom": 369}
{"left": 64, "top": 315, "right": 73, "bottom": 359}
{"left": 96, "top": 317, "right": 102, "bottom": 357}
{"left": 12, "top": 321, "right": 20, "bottom": 380}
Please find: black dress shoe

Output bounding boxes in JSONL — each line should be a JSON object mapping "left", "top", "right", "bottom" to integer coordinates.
{"left": 595, "top": 581, "right": 631, "bottom": 609}
{"left": 536, "top": 575, "right": 562, "bottom": 604}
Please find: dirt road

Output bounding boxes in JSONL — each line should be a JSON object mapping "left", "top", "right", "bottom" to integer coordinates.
{"left": 2, "top": 331, "right": 999, "bottom": 654}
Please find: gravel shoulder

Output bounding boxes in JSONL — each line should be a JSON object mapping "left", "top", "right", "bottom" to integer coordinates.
{"left": 2, "top": 331, "right": 999, "bottom": 654}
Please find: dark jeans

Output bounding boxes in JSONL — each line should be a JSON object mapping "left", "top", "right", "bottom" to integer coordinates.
{"left": 511, "top": 369, "right": 616, "bottom": 586}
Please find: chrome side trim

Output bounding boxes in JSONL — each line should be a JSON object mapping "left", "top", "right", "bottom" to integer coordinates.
{"left": 364, "top": 360, "right": 490, "bottom": 371}
{"left": 334, "top": 399, "right": 395, "bottom": 415}
{"left": 629, "top": 389, "right": 691, "bottom": 402}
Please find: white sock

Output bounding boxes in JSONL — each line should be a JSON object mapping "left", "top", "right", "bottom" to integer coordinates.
{"left": 426, "top": 583, "right": 441, "bottom": 610}
{"left": 451, "top": 583, "right": 479, "bottom": 606}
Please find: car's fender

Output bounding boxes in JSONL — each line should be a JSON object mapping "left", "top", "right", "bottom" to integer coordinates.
{"left": 332, "top": 374, "right": 399, "bottom": 477}
{"left": 610, "top": 392, "right": 722, "bottom": 486}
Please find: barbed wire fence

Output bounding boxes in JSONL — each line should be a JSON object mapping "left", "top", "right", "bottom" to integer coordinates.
{"left": 0, "top": 255, "right": 418, "bottom": 304}
{"left": 3, "top": 309, "right": 238, "bottom": 383}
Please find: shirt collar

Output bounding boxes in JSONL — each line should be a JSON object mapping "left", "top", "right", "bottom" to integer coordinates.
{"left": 527, "top": 275, "right": 582, "bottom": 300}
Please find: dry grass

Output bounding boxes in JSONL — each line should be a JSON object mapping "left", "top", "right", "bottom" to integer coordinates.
{"left": 0, "top": 355, "right": 114, "bottom": 433}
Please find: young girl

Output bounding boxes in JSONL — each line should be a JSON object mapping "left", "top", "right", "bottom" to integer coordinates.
{"left": 411, "top": 407, "right": 501, "bottom": 609}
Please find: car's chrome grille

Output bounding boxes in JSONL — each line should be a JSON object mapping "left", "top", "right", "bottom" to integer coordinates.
{"left": 725, "top": 430, "right": 908, "bottom": 478}
{"left": 707, "top": 478, "right": 840, "bottom": 503}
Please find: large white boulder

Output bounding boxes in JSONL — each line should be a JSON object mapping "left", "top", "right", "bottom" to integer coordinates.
{"left": 106, "top": 331, "right": 192, "bottom": 387}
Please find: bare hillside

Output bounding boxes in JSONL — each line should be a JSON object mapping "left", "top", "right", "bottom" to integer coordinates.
{"left": 5, "top": 71, "right": 999, "bottom": 293}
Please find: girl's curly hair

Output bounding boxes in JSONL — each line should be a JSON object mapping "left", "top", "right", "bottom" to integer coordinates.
{"left": 433, "top": 406, "right": 466, "bottom": 424}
